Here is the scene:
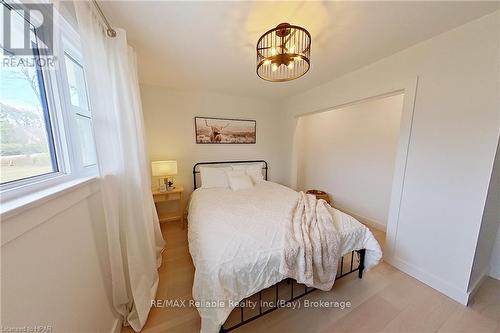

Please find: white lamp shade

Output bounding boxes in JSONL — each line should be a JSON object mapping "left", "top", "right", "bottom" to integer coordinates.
{"left": 151, "top": 160, "right": 178, "bottom": 176}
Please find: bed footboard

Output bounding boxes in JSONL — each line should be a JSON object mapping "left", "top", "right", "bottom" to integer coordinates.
{"left": 219, "top": 249, "right": 366, "bottom": 333}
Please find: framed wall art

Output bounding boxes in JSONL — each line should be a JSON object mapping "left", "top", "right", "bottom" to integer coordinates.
{"left": 194, "top": 116, "right": 256, "bottom": 144}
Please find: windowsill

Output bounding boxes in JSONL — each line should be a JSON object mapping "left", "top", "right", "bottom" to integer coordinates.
{"left": 1, "top": 176, "right": 99, "bottom": 221}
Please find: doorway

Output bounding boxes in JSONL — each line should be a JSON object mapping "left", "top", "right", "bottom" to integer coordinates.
{"left": 294, "top": 93, "right": 404, "bottom": 232}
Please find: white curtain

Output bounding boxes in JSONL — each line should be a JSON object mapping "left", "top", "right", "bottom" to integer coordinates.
{"left": 74, "top": 3, "right": 165, "bottom": 331}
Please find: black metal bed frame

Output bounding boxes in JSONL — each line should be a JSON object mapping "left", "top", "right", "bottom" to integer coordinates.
{"left": 191, "top": 160, "right": 366, "bottom": 332}
{"left": 220, "top": 249, "right": 365, "bottom": 332}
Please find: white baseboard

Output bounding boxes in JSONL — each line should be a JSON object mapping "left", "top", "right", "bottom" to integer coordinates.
{"left": 386, "top": 255, "right": 469, "bottom": 305}
{"left": 467, "top": 269, "right": 490, "bottom": 304}
{"left": 490, "top": 264, "right": 500, "bottom": 280}
{"left": 110, "top": 317, "right": 123, "bottom": 333}
{"left": 334, "top": 206, "right": 387, "bottom": 232}
{"left": 359, "top": 219, "right": 387, "bottom": 233}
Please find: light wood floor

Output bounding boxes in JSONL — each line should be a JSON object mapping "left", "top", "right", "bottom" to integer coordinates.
{"left": 122, "top": 221, "right": 500, "bottom": 333}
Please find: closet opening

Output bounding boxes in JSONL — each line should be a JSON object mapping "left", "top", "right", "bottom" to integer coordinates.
{"left": 294, "top": 93, "right": 405, "bottom": 233}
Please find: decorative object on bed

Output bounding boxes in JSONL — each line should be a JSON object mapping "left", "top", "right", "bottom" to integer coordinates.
{"left": 189, "top": 160, "right": 382, "bottom": 333}
{"left": 306, "top": 189, "right": 331, "bottom": 204}
{"left": 256, "top": 23, "right": 311, "bottom": 82}
{"left": 195, "top": 117, "right": 256, "bottom": 144}
{"left": 280, "top": 191, "right": 342, "bottom": 290}
{"left": 151, "top": 160, "right": 178, "bottom": 192}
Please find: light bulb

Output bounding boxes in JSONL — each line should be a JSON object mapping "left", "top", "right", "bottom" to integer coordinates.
{"left": 263, "top": 59, "right": 271, "bottom": 65}
{"left": 288, "top": 61, "right": 294, "bottom": 69}
{"left": 271, "top": 64, "right": 278, "bottom": 72}
{"left": 288, "top": 45, "right": 295, "bottom": 53}
{"left": 270, "top": 48, "right": 277, "bottom": 56}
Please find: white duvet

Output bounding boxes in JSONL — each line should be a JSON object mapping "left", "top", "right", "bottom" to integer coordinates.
{"left": 188, "top": 181, "right": 382, "bottom": 333}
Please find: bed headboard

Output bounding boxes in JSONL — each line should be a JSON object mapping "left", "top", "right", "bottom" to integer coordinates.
{"left": 192, "top": 160, "right": 268, "bottom": 190}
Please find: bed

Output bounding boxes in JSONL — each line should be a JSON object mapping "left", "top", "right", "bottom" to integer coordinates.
{"left": 187, "top": 161, "right": 382, "bottom": 333}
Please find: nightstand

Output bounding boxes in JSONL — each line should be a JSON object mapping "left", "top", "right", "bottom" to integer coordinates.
{"left": 153, "top": 186, "right": 184, "bottom": 227}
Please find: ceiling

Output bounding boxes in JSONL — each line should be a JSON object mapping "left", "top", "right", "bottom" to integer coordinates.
{"left": 100, "top": 1, "right": 499, "bottom": 100}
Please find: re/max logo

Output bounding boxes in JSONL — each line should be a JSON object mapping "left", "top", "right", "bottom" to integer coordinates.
{"left": 151, "top": 299, "right": 187, "bottom": 307}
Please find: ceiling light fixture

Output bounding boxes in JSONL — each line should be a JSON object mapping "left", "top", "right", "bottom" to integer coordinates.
{"left": 256, "top": 23, "right": 311, "bottom": 82}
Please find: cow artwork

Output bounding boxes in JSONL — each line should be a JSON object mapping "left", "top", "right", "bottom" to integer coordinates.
{"left": 204, "top": 119, "right": 229, "bottom": 143}
{"left": 195, "top": 117, "right": 256, "bottom": 144}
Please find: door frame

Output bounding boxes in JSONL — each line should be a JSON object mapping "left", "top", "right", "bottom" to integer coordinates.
{"left": 292, "top": 76, "right": 419, "bottom": 262}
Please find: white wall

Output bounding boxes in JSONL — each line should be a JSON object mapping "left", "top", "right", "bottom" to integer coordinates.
{"left": 491, "top": 227, "right": 500, "bottom": 280}
{"left": 469, "top": 137, "right": 500, "bottom": 293}
{"left": 295, "top": 94, "right": 403, "bottom": 230}
{"left": 140, "top": 85, "right": 287, "bottom": 199}
{"left": 470, "top": 139, "right": 500, "bottom": 283}
{"left": 1, "top": 182, "right": 118, "bottom": 332}
{"left": 281, "top": 11, "right": 500, "bottom": 304}
{"left": 489, "top": 142, "right": 500, "bottom": 281}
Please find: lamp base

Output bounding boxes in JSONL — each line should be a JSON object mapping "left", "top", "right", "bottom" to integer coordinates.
{"left": 158, "top": 177, "right": 175, "bottom": 192}
{"left": 166, "top": 177, "right": 175, "bottom": 191}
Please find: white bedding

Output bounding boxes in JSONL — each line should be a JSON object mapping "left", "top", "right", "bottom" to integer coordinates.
{"left": 188, "top": 181, "right": 382, "bottom": 333}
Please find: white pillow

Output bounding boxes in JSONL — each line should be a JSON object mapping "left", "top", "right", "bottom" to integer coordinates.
{"left": 200, "top": 167, "right": 231, "bottom": 188}
{"left": 227, "top": 174, "right": 254, "bottom": 191}
{"left": 231, "top": 165, "right": 247, "bottom": 176}
{"left": 246, "top": 164, "right": 265, "bottom": 183}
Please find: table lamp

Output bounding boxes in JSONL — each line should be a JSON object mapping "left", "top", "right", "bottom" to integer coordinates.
{"left": 151, "top": 160, "right": 178, "bottom": 192}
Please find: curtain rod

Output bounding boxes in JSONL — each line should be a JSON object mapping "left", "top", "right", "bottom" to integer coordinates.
{"left": 92, "top": 0, "right": 117, "bottom": 37}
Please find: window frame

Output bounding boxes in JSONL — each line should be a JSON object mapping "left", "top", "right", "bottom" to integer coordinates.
{"left": 1, "top": 3, "right": 98, "bottom": 203}
{"left": 58, "top": 35, "right": 98, "bottom": 174}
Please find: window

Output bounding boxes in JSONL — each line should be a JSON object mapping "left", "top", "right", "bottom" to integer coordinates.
{"left": 1, "top": 3, "right": 97, "bottom": 201}
{"left": 1, "top": 8, "right": 58, "bottom": 184}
